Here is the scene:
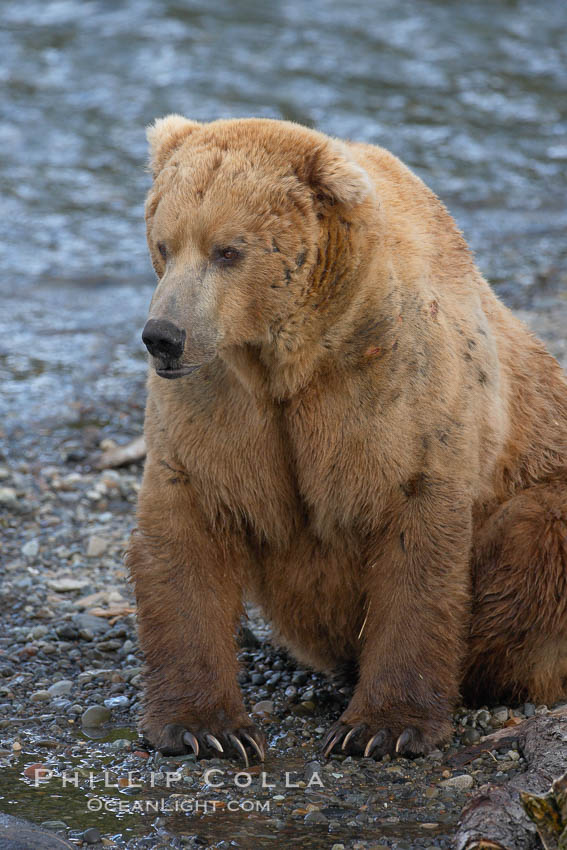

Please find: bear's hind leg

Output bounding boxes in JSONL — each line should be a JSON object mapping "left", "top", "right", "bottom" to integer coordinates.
{"left": 464, "top": 479, "right": 567, "bottom": 706}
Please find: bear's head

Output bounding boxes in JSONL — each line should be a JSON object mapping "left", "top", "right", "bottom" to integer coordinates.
{"left": 142, "top": 115, "right": 374, "bottom": 383}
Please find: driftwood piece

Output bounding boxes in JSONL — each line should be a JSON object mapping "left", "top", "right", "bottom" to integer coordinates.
{"left": 520, "top": 772, "right": 567, "bottom": 849}
{"left": 95, "top": 435, "right": 146, "bottom": 468}
{"left": 454, "top": 708, "right": 567, "bottom": 850}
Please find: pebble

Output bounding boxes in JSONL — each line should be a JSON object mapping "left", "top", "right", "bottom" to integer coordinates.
{"left": 86, "top": 535, "right": 108, "bottom": 558}
{"left": 81, "top": 705, "right": 111, "bottom": 727}
{"left": 47, "top": 680, "right": 73, "bottom": 697}
{"left": 461, "top": 727, "right": 481, "bottom": 744}
{"left": 30, "top": 690, "right": 51, "bottom": 703}
{"left": 441, "top": 773, "right": 474, "bottom": 790}
{"left": 21, "top": 539, "right": 39, "bottom": 559}
{"left": 83, "top": 828, "right": 102, "bottom": 844}
{"left": 305, "top": 761, "right": 322, "bottom": 781}
{"left": 251, "top": 700, "right": 274, "bottom": 716}
{"left": 47, "top": 578, "right": 88, "bottom": 593}
{"left": 304, "top": 810, "right": 328, "bottom": 824}
{"left": 0, "top": 487, "right": 17, "bottom": 505}
{"left": 104, "top": 695, "right": 129, "bottom": 709}
{"left": 73, "top": 613, "right": 110, "bottom": 636}
{"left": 492, "top": 706, "right": 509, "bottom": 724}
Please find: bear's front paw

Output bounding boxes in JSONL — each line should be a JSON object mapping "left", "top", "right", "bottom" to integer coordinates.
{"left": 322, "top": 712, "right": 450, "bottom": 760}
{"left": 141, "top": 720, "right": 266, "bottom": 765}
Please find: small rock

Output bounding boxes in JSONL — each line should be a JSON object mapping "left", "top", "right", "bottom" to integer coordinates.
{"left": 251, "top": 700, "right": 274, "bottom": 717}
{"left": 461, "top": 727, "right": 481, "bottom": 744}
{"left": 0, "top": 487, "right": 17, "bottom": 506}
{"left": 40, "top": 820, "right": 68, "bottom": 830}
{"left": 83, "top": 827, "right": 102, "bottom": 844}
{"left": 305, "top": 761, "right": 322, "bottom": 781}
{"left": 492, "top": 706, "right": 509, "bottom": 724}
{"left": 73, "top": 613, "right": 110, "bottom": 636}
{"left": 108, "top": 739, "right": 131, "bottom": 750}
{"left": 55, "top": 624, "right": 79, "bottom": 640}
{"left": 86, "top": 535, "right": 108, "bottom": 558}
{"left": 524, "top": 702, "right": 536, "bottom": 717}
{"left": 47, "top": 578, "right": 88, "bottom": 593}
{"left": 96, "top": 639, "right": 123, "bottom": 651}
{"left": 441, "top": 773, "right": 474, "bottom": 790}
{"left": 104, "top": 695, "right": 129, "bottom": 709}
{"left": 23, "top": 763, "right": 50, "bottom": 780}
{"left": 47, "top": 680, "right": 73, "bottom": 697}
{"left": 304, "top": 810, "right": 328, "bottom": 824}
{"left": 474, "top": 709, "right": 492, "bottom": 727}
{"left": 22, "top": 539, "right": 39, "bottom": 559}
{"left": 81, "top": 705, "right": 111, "bottom": 727}
{"left": 30, "top": 690, "right": 51, "bottom": 703}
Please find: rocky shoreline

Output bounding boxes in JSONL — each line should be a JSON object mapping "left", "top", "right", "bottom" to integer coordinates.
{"left": 1, "top": 298, "right": 566, "bottom": 849}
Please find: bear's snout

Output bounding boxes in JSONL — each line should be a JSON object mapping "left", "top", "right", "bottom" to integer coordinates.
{"left": 142, "top": 318, "right": 186, "bottom": 362}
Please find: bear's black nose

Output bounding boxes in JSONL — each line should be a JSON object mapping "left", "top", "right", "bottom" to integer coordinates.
{"left": 142, "top": 319, "right": 186, "bottom": 360}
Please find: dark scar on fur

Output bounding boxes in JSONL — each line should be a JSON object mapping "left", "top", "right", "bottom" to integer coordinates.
{"left": 467, "top": 338, "right": 477, "bottom": 349}
{"left": 272, "top": 239, "right": 280, "bottom": 253}
{"left": 284, "top": 268, "right": 292, "bottom": 283}
{"left": 296, "top": 252, "right": 306, "bottom": 268}
{"left": 400, "top": 531, "right": 406, "bottom": 552}
{"left": 478, "top": 369, "right": 488, "bottom": 385}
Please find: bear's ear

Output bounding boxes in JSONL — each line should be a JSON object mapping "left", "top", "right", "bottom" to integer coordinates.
{"left": 146, "top": 114, "right": 201, "bottom": 177}
{"left": 300, "top": 140, "right": 373, "bottom": 207}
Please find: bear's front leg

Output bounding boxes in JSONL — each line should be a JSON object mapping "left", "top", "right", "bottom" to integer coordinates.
{"left": 127, "top": 455, "right": 264, "bottom": 764}
{"left": 323, "top": 482, "right": 472, "bottom": 759}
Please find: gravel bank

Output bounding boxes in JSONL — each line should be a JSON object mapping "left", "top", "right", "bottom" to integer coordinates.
{"left": 1, "top": 299, "right": 566, "bottom": 850}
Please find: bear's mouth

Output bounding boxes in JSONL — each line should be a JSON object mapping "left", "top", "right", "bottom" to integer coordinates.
{"left": 155, "top": 364, "right": 202, "bottom": 379}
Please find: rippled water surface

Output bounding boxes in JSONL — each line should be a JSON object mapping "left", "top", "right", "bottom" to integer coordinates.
{"left": 2, "top": 0, "right": 567, "bottom": 284}
{"left": 2, "top": 0, "right": 567, "bottom": 431}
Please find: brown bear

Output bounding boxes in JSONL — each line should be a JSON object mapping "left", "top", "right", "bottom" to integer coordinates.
{"left": 127, "top": 115, "right": 567, "bottom": 763}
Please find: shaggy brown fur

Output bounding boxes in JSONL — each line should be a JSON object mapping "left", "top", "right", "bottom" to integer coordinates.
{"left": 127, "top": 115, "right": 567, "bottom": 761}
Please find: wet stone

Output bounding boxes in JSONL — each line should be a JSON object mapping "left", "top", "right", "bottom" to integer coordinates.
{"left": 304, "top": 810, "right": 328, "bottom": 824}
{"left": 30, "top": 690, "right": 51, "bottom": 703}
{"left": 47, "top": 680, "right": 73, "bottom": 697}
{"left": 441, "top": 774, "right": 474, "bottom": 790}
{"left": 81, "top": 705, "right": 111, "bottom": 727}
{"left": 461, "top": 727, "right": 481, "bottom": 744}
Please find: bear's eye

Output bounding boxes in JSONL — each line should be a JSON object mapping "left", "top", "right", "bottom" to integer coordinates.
{"left": 213, "top": 246, "right": 241, "bottom": 264}
{"left": 157, "top": 242, "right": 167, "bottom": 260}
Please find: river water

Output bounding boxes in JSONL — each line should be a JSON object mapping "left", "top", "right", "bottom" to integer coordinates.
{"left": 1, "top": 0, "right": 567, "bottom": 436}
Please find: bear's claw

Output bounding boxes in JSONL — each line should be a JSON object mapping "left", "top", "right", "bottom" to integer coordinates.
{"left": 322, "top": 721, "right": 427, "bottom": 759}
{"left": 144, "top": 722, "right": 266, "bottom": 763}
